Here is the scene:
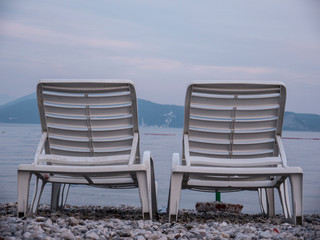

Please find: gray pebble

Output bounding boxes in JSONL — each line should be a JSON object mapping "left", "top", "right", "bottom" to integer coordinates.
{"left": 259, "top": 230, "right": 273, "bottom": 238}
{"left": 61, "top": 229, "right": 76, "bottom": 240}
{"left": 1, "top": 203, "right": 319, "bottom": 240}
{"left": 85, "top": 231, "right": 100, "bottom": 240}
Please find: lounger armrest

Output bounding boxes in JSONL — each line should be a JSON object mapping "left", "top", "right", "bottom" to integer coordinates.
{"left": 172, "top": 153, "right": 181, "bottom": 168}
{"left": 276, "top": 135, "right": 288, "bottom": 167}
{"left": 34, "top": 132, "right": 48, "bottom": 164}
{"left": 129, "top": 133, "right": 139, "bottom": 165}
{"left": 183, "top": 134, "right": 191, "bottom": 166}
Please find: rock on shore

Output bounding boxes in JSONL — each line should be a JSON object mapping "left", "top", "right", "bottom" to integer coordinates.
{"left": 0, "top": 203, "right": 319, "bottom": 239}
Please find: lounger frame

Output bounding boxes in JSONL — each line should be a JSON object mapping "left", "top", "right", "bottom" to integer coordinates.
{"left": 18, "top": 79, "right": 157, "bottom": 219}
{"left": 168, "top": 81, "right": 303, "bottom": 225}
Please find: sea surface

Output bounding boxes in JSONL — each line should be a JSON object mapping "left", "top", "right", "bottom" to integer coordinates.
{"left": 0, "top": 123, "right": 319, "bottom": 214}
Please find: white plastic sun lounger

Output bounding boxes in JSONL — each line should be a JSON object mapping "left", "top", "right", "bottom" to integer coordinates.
{"left": 167, "top": 81, "right": 303, "bottom": 225}
{"left": 18, "top": 80, "right": 157, "bottom": 219}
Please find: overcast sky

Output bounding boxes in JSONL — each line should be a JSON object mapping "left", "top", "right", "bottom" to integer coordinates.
{"left": 0, "top": 0, "right": 319, "bottom": 114}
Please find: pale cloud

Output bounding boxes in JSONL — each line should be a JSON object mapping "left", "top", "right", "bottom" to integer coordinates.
{"left": 111, "top": 56, "right": 185, "bottom": 71}
{"left": 0, "top": 20, "right": 137, "bottom": 50}
{"left": 191, "top": 65, "right": 274, "bottom": 75}
{"left": 111, "top": 56, "right": 273, "bottom": 76}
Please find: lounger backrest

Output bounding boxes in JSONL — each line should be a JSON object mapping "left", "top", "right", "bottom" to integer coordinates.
{"left": 37, "top": 80, "right": 139, "bottom": 159}
{"left": 184, "top": 82, "right": 286, "bottom": 159}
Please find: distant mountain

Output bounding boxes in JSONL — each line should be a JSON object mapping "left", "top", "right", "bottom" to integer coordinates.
{"left": 0, "top": 93, "right": 319, "bottom": 131}
{"left": 0, "top": 93, "right": 16, "bottom": 105}
{"left": 0, "top": 93, "right": 39, "bottom": 124}
{"left": 137, "top": 99, "right": 183, "bottom": 128}
{"left": 0, "top": 93, "right": 184, "bottom": 127}
{"left": 284, "top": 112, "right": 320, "bottom": 132}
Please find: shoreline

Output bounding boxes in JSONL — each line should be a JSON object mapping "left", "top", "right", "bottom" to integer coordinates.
{"left": 0, "top": 203, "right": 319, "bottom": 239}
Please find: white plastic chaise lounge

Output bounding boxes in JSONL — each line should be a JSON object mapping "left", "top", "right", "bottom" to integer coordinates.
{"left": 18, "top": 79, "right": 157, "bottom": 220}
{"left": 167, "top": 81, "right": 303, "bottom": 225}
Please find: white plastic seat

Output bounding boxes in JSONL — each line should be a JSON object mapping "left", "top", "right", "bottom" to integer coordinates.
{"left": 18, "top": 79, "right": 157, "bottom": 219}
{"left": 167, "top": 81, "right": 303, "bottom": 225}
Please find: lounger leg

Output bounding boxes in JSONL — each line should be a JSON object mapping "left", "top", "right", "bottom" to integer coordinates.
{"left": 258, "top": 188, "right": 267, "bottom": 215}
{"left": 278, "top": 179, "right": 291, "bottom": 219}
{"left": 17, "top": 171, "right": 32, "bottom": 217}
{"left": 149, "top": 157, "right": 158, "bottom": 219}
{"left": 60, "top": 184, "right": 70, "bottom": 209}
{"left": 289, "top": 173, "right": 303, "bottom": 225}
{"left": 266, "top": 188, "right": 275, "bottom": 217}
{"left": 168, "top": 172, "right": 183, "bottom": 222}
{"left": 30, "top": 176, "right": 46, "bottom": 215}
{"left": 51, "top": 183, "right": 61, "bottom": 211}
{"left": 137, "top": 171, "right": 151, "bottom": 220}
{"left": 258, "top": 188, "right": 275, "bottom": 217}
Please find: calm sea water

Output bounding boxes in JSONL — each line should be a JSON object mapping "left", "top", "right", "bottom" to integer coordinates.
{"left": 0, "top": 123, "right": 319, "bottom": 214}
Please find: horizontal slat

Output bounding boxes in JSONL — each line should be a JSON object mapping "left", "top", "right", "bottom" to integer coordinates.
{"left": 187, "top": 179, "right": 276, "bottom": 189}
{"left": 190, "top": 118, "right": 231, "bottom": 130}
{"left": 190, "top": 106, "right": 279, "bottom": 119}
{"left": 190, "top": 148, "right": 229, "bottom": 157}
{"left": 189, "top": 149, "right": 274, "bottom": 159}
{"left": 192, "top": 85, "right": 280, "bottom": 95}
{"left": 189, "top": 156, "right": 281, "bottom": 167}
{"left": 189, "top": 140, "right": 275, "bottom": 153}
{"left": 43, "top": 84, "right": 130, "bottom": 94}
{"left": 189, "top": 129, "right": 230, "bottom": 141}
{"left": 189, "top": 117, "right": 277, "bottom": 131}
{"left": 49, "top": 135, "right": 133, "bottom": 142}
{"left": 48, "top": 124, "right": 133, "bottom": 131}
{"left": 49, "top": 138, "right": 132, "bottom": 149}
{"left": 189, "top": 137, "right": 275, "bottom": 145}
{"left": 48, "top": 126, "right": 133, "bottom": 139}
{"left": 189, "top": 129, "right": 276, "bottom": 141}
{"left": 50, "top": 147, "right": 131, "bottom": 157}
{"left": 191, "top": 95, "right": 279, "bottom": 107}
{"left": 44, "top": 104, "right": 132, "bottom": 117}
{"left": 43, "top": 93, "right": 131, "bottom": 105}
{"left": 46, "top": 115, "right": 132, "bottom": 128}
{"left": 47, "top": 176, "right": 135, "bottom": 185}
{"left": 39, "top": 154, "right": 130, "bottom": 166}
{"left": 188, "top": 175, "right": 274, "bottom": 182}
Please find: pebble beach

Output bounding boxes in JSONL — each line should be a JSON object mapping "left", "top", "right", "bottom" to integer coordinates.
{"left": 1, "top": 203, "right": 319, "bottom": 240}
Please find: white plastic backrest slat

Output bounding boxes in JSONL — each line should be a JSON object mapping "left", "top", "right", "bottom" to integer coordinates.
{"left": 189, "top": 140, "right": 274, "bottom": 153}
{"left": 48, "top": 125, "right": 133, "bottom": 135}
{"left": 189, "top": 118, "right": 230, "bottom": 130}
{"left": 38, "top": 154, "right": 130, "bottom": 166}
{"left": 191, "top": 95, "right": 279, "bottom": 107}
{"left": 189, "top": 148, "right": 274, "bottom": 158}
{"left": 44, "top": 104, "right": 132, "bottom": 117}
{"left": 49, "top": 138, "right": 133, "bottom": 150}
{"left": 42, "top": 84, "right": 130, "bottom": 93}
{"left": 189, "top": 118, "right": 277, "bottom": 130}
{"left": 49, "top": 144, "right": 132, "bottom": 153}
{"left": 190, "top": 106, "right": 279, "bottom": 119}
{"left": 49, "top": 135, "right": 133, "bottom": 142}
{"left": 189, "top": 156, "right": 281, "bottom": 167}
{"left": 47, "top": 122, "right": 133, "bottom": 139}
{"left": 192, "top": 85, "right": 280, "bottom": 95}
{"left": 46, "top": 115, "right": 132, "bottom": 128}
{"left": 43, "top": 92, "right": 131, "bottom": 106}
{"left": 189, "top": 136, "right": 274, "bottom": 145}
{"left": 189, "top": 129, "right": 276, "bottom": 141}
{"left": 189, "top": 129, "right": 230, "bottom": 141}
{"left": 50, "top": 148, "right": 131, "bottom": 157}
{"left": 89, "top": 105, "right": 132, "bottom": 117}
